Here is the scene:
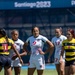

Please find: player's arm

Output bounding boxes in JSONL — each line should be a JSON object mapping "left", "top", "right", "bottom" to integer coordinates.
{"left": 19, "top": 43, "right": 27, "bottom": 57}
{"left": 59, "top": 46, "right": 64, "bottom": 63}
{"left": 23, "top": 42, "right": 30, "bottom": 55}
{"left": 45, "top": 40, "right": 54, "bottom": 54}
{"left": 60, "top": 46, "right": 64, "bottom": 59}
{"left": 11, "top": 44, "right": 23, "bottom": 64}
{"left": 38, "top": 40, "right": 54, "bottom": 55}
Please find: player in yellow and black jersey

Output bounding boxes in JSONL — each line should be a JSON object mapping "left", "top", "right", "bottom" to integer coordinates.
{"left": 60, "top": 28, "right": 75, "bottom": 75}
{"left": 0, "top": 29, "right": 23, "bottom": 75}
{"left": 62, "top": 38, "right": 75, "bottom": 62}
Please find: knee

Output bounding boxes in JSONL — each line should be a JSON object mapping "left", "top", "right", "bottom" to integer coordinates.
{"left": 60, "top": 69, "right": 64, "bottom": 75}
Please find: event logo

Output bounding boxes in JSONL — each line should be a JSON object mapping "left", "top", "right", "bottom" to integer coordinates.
{"left": 14, "top": 1, "right": 51, "bottom": 8}
{"left": 71, "top": 0, "right": 75, "bottom": 5}
{"left": 36, "top": 1, "right": 51, "bottom": 8}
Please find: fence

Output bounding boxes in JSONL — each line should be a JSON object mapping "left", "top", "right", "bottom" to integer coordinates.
{"left": 0, "top": 8, "right": 75, "bottom": 63}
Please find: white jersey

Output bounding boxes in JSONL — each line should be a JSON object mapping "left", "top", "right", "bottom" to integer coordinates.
{"left": 26, "top": 35, "right": 48, "bottom": 70}
{"left": 10, "top": 39, "right": 24, "bottom": 57}
{"left": 26, "top": 35, "right": 48, "bottom": 56}
{"left": 51, "top": 35, "right": 67, "bottom": 64}
{"left": 10, "top": 39, "right": 24, "bottom": 67}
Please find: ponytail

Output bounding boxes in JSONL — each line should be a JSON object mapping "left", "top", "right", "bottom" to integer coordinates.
{"left": 5, "top": 35, "right": 9, "bottom": 43}
{"left": 0, "top": 28, "right": 9, "bottom": 43}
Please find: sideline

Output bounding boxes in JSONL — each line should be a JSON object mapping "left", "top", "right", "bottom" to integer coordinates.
{"left": 22, "top": 63, "right": 56, "bottom": 70}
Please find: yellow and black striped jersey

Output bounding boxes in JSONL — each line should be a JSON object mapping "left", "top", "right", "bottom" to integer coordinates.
{"left": 62, "top": 38, "right": 75, "bottom": 61}
{"left": 0, "top": 37, "right": 14, "bottom": 55}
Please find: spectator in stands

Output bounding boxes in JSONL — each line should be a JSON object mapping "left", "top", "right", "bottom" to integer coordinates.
{"left": 23, "top": 26, "right": 54, "bottom": 75}
{"left": 48, "top": 28, "right": 67, "bottom": 75}
{"left": 0, "top": 28, "right": 23, "bottom": 75}
{"left": 60, "top": 28, "right": 75, "bottom": 75}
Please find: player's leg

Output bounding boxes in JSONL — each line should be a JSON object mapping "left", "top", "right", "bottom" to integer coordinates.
{"left": 37, "top": 70, "right": 44, "bottom": 75}
{"left": 28, "top": 68, "right": 36, "bottom": 75}
{"left": 55, "top": 64, "right": 60, "bottom": 75}
{"left": 27, "top": 59, "right": 36, "bottom": 75}
{"left": 65, "top": 66, "right": 69, "bottom": 75}
{"left": 0, "top": 66, "right": 2, "bottom": 72}
{"left": 36, "top": 56, "right": 45, "bottom": 75}
{"left": 60, "top": 61, "right": 65, "bottom": 75}
{"left": 14, "top": 67, "right": 21, "bottom": 75}
{"left": 4, "top": 66, "right": 12, "bottom": 75}
{"left": 69, "top": 65, "right": 75, "bottom": 75}
{"left": 13, "top": 59, "right": 22, "bottom": 75}
{"left": 4, "top": 56, "right": 12, "bottom": 75}
{"left": 65, "top": 60, "right": 70, "bottom": 75}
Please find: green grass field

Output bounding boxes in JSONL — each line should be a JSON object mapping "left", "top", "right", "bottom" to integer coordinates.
{"left": 0, "top": 69, "right": 57, "bottom": 75}
{"left": 1, "top": 69, "right": 75, "bottom": 75}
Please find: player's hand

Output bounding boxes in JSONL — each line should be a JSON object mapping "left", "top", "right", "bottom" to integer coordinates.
{"left": 12, "top": 54, "right": 17, "bottom": 60}
{"left": 59, "top": 57, "right": 63, "bottom": 64}
{"left": 38, "top": 48, "right": 45, "bottom": 55}
{"left": 48, "top": 58, "right": 50, "bottom": 63}
{"left": 27, "top": 52, "right": 31, "bottom": 55}
{"left": 20, "top": 59, "right": 24, "bottom": 65}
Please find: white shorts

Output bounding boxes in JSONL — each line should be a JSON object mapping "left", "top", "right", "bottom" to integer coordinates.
{"left": 54, "top": 55, "right": 65, "bottom": 64}
{"left": 11, "top": 57, "right": 22, "bottom": 67}
{"left": 54, "top": 49, "right": 66, "bottom": 64}
{"left": 28, "top": 55, "right": 45, "bottom": 70}
{"left": 54, "top": 57, "right": 65, "bottom": 64}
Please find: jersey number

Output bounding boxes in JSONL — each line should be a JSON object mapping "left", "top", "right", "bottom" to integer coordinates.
{"left": 55, "top": 58, "right": 59, "bottom": 62}
{"left": 2, "top": 44, "right": 8, "bottom": 51}
{"left": 55, "top": 41, "right": 60, "bottom": 45}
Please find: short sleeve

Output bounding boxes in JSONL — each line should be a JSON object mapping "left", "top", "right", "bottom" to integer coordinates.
{"left": 42, "top": 36, "right": 48, "bottom": 43}
{"left": 63, "top": 36, "right": 67, "bottom": 40}
{"left": 8, "top": 39, "right": 14, "bottom": 44}
{"left": 20, "top": 41, "right": 24, "bottom": 49}
{"left": 51, "top": 38, "right": 54, "bottom": 44}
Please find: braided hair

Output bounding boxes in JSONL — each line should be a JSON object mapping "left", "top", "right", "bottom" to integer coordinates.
{"left": 0, "top": 29, "right": 9, "bottom": 43}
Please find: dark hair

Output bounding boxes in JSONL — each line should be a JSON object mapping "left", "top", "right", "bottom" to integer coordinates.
{"left": 11, "top": 29, "right": 19, "bottom": 35}
{"left": 59, "top": 27, "right": 62, "bottom": 32}
{"left": 0, "top": 28, "right": 9, "bottom": 43}
{"left": 31, "top": 26, "right": 40, "bottom": 34}
{"left": 0, "top": 29, "right": 6, "bottom": 37}
{"left": 55, "top": 27, "right": 63, "bottom": 35}
{"left": 68, "top": 28, "right": 75, "bottom": 38}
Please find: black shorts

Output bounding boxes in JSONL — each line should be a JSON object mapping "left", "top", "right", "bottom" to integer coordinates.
{"left": 0, "top": 54, "right": 11, "bottom": 67}
{"left": 65, "top": 60, "right": 75, "bottom": 66}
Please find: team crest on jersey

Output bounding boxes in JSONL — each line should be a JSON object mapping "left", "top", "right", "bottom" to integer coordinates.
{"left": 33, "top": 41, "right": 36, "bottom": 45}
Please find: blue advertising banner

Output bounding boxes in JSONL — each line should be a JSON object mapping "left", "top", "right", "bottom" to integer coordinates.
{"left": 0, "top": 0, "right": 75, "bottom": 10}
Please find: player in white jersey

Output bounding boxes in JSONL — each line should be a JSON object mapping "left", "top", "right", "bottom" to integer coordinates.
{"left": 23, "top": 26, "right": 54, "bottom": 75}
{"left": 5, "top": 30, "right": 27, "bottom": 75}
{"left": 48, "top": 28, "right": 67, "bottom": 75}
